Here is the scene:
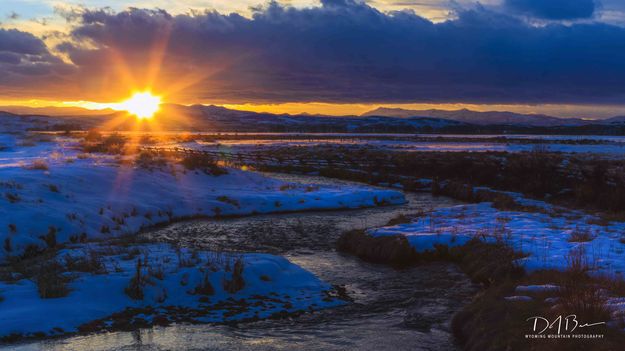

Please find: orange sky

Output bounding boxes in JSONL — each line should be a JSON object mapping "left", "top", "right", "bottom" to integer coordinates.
{"left": 3, "top": 98, "right": 625, "bottom": 119}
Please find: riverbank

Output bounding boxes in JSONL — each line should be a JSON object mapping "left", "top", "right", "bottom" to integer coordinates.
{"left": 0, "top": 127, "right": 408, "bottom": 342}
{"left": 337, "top": 188, "right": 625, "bottom": 350}
{"left": 3, "top": 181, "right": 475, "bottom": 351}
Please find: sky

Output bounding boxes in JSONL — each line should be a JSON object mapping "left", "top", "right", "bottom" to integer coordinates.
{"left": 3, "top": 0, "right": 625, "bottom": 118}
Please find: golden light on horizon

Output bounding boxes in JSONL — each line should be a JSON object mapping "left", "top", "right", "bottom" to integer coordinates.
{"left": 118, "top": 92, "right": 162, "bottom": 119}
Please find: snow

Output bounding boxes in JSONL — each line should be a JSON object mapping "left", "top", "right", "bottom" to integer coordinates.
{"left": 0, "top": 133, "right": 404, "bottom": 260}
{"left": 0, "top": 118, "right": 408, "bottom": 338}
{"left": 367, "top": 193, "right": 625, "bottom": 277}
{"left": 503, "top": 296, "right": 533, "bottom": 302}
{"left": 515, "top": 284, "right": 560, "bottom": 294}
{"left": 0, "top": 243, "right": 344, "bottom": 338}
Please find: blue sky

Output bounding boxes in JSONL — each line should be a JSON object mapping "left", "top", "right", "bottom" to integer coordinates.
{"left": 2, "top": 0, "right": 625, "bottom": 117}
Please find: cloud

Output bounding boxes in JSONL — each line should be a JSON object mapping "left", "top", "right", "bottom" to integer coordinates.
{"left": 4, "top": 1, "right": 625, "bottom": 105}
{"left": 0, "top": 28, "right": 47, "bottom": 55}
{"left": 0, "top": 28, "right": 74, "bottom": 97}
{"left": 504, "top": 0, "right": 596, "bottom": 20}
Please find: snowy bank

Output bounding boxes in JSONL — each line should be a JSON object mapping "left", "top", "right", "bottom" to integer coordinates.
{"left": 0, "top": 243, "right": 344, "bottom": 339}
{"left": 368, "top": 200, "right": 625, "bottom": 276}
{"left": 0, "top": 152, "right": 404, "bottom": 260}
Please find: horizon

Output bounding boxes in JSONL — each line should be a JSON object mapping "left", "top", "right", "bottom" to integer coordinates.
{"left": 1, "top": 101, "right": 625, "bottom": 120}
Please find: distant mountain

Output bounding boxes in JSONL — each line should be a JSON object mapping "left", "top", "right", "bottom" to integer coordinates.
{"left": 5, "top": 104, "right": 625, "bottom": 134}
{"left": 0, "top": 105, "right": 115, "bottom": 116}
{"left": 361, "top": 107, "right": 591, "bottom": 127}
{"left": 0, "top": 104, "right": 466, "bottom": 133}
{"left": 148, "top": 104, "right": 466, "bottom": 132}
{"left": 601, "top": 116, "right": 625, "bottom": 125}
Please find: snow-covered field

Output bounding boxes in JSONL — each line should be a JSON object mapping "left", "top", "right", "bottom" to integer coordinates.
{"left": 0, "top": 135, "right": 403, "bottom": 260}
{"left": 0, "top": 243, "right": 344, "bottom": 338}
{"left": 368, "top": 189, "right": 625, "bottom": 276}
{"left": 0, "top": 116, "right": 406, "bottom": 339}
{"left": 366, "top": 187, "right": 625, "bottom": 325}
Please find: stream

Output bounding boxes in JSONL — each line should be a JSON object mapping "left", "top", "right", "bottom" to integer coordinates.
{"left": 9, "top": 174, "right": 476, "bottom": 351}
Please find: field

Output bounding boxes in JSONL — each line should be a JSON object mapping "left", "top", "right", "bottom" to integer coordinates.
{"left": 2, "top": 115, "right": 625, "bottom": 349}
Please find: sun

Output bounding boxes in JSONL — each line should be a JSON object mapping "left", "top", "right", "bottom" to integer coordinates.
{"left": 119, "top": 92, "right": 161, "bottom": 119}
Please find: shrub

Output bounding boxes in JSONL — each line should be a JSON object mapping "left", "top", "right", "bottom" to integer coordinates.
{"left": 216, "top": 196, "right": 240, "bottom": 208}
{"left": 279, "top": 184, "right": 296, "bottom": 191}
{"left": 177, "top": 247, "right": 198, "bottom": 268}
{"left": 386, "top": 214, "right": 413, "bottom": 226}
{"left": 337, "top": 229, "right": 418, "bottom": 266}
{"left": 568, "top": 226, "right": 596, "bottom": 242}
{"left": 5, "top": 193, "right": 20, "bottom": 203}
{"left": 84, "top": 129, "right": 103, "bottom": 142}
{"left": 193, "top": 272, "right": 215, "bottom": 295}
{"left": 64, "top": 251, "right": 105, "bottom": 274}
{"left": 82, "top": 133, "right": 127, "bottom": 154}
{"left": 565, "top": 246, "right": 591, "bottom": 276}
{"left": 555, "top": 248, "right": 611, "bottom": 331}
{"left": 36, "top": 262, "right": 70, "bottom": 298}
{"left": 125, "top": 259, "right": 146, "bottom": 300}
{"left": 41, "top": 226, "right": 57, "bottom": 248}
{"left": 223, "top": 258, "right": 245, "bottom": 293}
{"left": 135, "top": 151, "right": 166, "bottom": 169}
{"left": 558, "top": 281, "right": 610, "bottom": 325}
{"left": 180, "top": 154, "right": 228, "bottom": 176}
{"left": 24, "top": 159, "right": 49, "bottom": 171}
{"left": 3, "top": 238, "right": 11, "bottom": 252}
{"left": 148, "top": 262, "right": 165, "bottom": 280}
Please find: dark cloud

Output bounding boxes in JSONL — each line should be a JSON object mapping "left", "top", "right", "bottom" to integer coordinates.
{"left": 0, "top": 28, "right": 47, "bottom": 55}
{"left": 504, "top": 0, "right": 596, "bottom": 20}
{"left": 5, "top": 1, "right": 625, "bottom": 104}
{"left": 0, "top": 29, "right": 74, "bottom": 97}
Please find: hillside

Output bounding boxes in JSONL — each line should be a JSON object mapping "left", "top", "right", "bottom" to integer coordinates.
{"left": 362, "top": 107, "right": 590, "bottom": 127}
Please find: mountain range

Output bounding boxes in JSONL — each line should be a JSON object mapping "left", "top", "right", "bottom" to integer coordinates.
{"left": 2, "top": 104, "right": 625, "bottom": 134}
{"left": 363, "top": 107, "right": 592, "bottom": 127}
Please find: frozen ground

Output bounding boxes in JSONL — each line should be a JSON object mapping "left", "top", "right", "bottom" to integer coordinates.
{"left": 0, "top": 129, "right": 404, "bottom": 260}
{"left": 0, "top": 116, "right": 405, "bottom": 340}
{"left": 368, "top": 193, "right": 625, "bottom": 276}
{"left": 0, "top": 243, "right": 344, "bottom": 338}
{"left": 366, "top": 187, "right": 625, "bottom": 325}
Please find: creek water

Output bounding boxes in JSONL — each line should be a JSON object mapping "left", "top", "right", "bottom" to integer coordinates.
{"left": 9, "top": 174, "right": 476, "bottom": 351}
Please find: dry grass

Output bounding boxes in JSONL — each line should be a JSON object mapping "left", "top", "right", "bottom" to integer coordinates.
{"left": 223, "top": 257, "right": 245, "bottom": 293}
{"left": 35, "top": 261, "right": 70, "bottom": 299}
{"left": 179, "top": 154, "right": 228, "bottom": 176}
{"left": 63, "top": 250, "right": 106, "bottom": 274}
{"left": 216, "top": 196, "right": 240, "bottom": 208}
{"left": 135, "top": 151, "right": 167, "bottom": 169}
{"left": 24, "top": 159, "right": 49, "bottom": 171}
{"left": 192, "top": 272, "right": 215, "bottom": 296}
{"left": 5, "top": 193, "right": 20, "bottom": 203}
{"left": 124, "top": 259, "right": 146, "bottom": 300}
{"left": 568, "top": 226, "right": 597, "bottom": 242}
{"left": 452, "top": 243, "right": 625, "bottom": 351}
{"left": 385, "top": 213, "right": 414, "bottom": 226}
